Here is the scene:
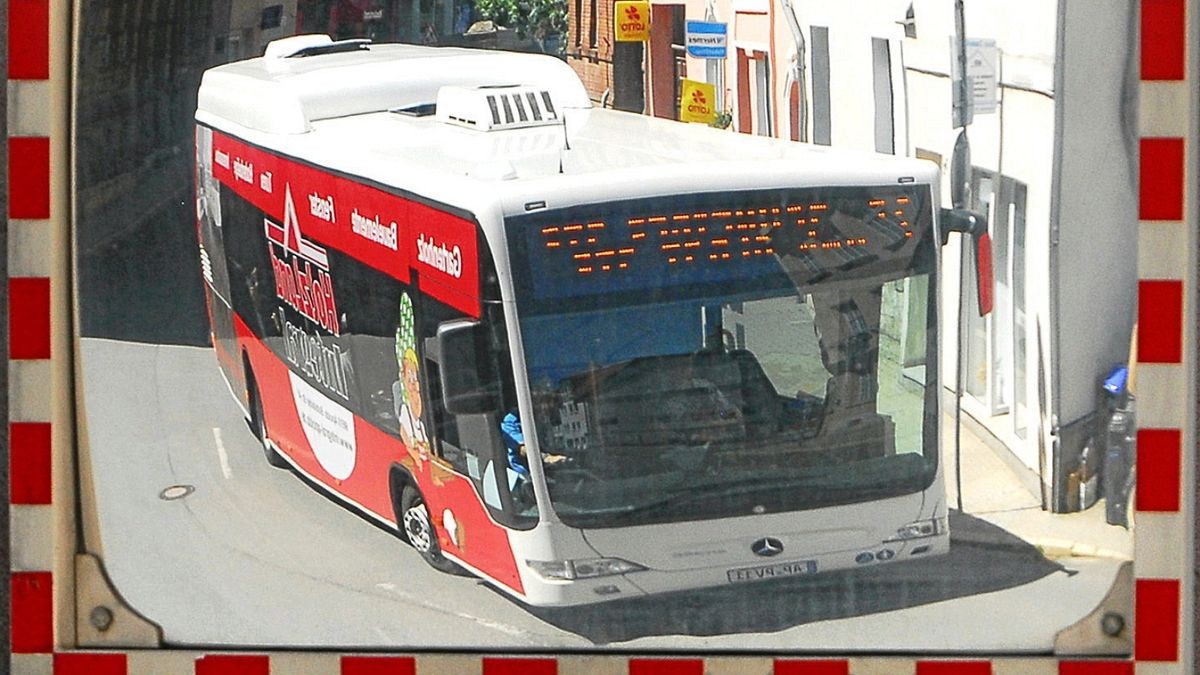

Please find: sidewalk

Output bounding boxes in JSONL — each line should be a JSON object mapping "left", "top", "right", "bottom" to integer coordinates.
{"left": 940, "top": 413, "right": 1134, "bottom": 561}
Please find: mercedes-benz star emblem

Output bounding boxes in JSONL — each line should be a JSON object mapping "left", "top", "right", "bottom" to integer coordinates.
{"left": 751, "top": 537, "right": 784, "bottom": 557}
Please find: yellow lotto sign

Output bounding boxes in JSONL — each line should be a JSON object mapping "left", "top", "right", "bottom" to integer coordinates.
{"left": 679, "top": 79, "right": 716, "bottom": 124}
{"left": 614, "top": 1, "right": 651, "bottom": 41}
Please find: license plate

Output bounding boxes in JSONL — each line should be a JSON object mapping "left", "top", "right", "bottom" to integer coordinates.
{"left": 726, "top": 559, "right": 817, "bottom": 583}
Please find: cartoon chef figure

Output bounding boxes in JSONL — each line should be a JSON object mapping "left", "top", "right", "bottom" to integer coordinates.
{"left": 393, "top": 294, "right": 429, "bottom": 466}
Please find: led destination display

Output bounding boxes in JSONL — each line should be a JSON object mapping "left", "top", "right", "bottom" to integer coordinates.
{"left": 510, "top": 185, "right": 932, "bottom": 307}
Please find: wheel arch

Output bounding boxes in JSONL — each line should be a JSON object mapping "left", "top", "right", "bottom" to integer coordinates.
{"left": 388, "top": 463, "right": 419, "bottom": 523}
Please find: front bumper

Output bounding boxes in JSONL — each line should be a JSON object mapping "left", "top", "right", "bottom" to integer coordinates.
{"left": 512, "top": 531, "right": 950, "bottom": 606}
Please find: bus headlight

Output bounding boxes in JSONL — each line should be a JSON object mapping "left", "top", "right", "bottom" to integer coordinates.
{"left": 885, "top": 517, "right": 948, "bottom": 542}
{"left": 526, "top": 557, "right": 646, "bottom": 581}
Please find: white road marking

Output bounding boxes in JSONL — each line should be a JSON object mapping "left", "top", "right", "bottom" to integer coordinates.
{"left": 212, "top": 427, "right": 233, "bottom": 479}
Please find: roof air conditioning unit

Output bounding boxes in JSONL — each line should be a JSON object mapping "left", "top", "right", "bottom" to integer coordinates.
{"left": 435, "top": 85, "right": 560, "bottom": 131}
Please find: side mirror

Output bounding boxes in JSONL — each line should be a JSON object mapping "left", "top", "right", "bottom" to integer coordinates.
{"left": 436, "top": 320, "right": 498, "bottom": 415}
{"left": 939, "top": 207, "right": 994, "bottom": 317}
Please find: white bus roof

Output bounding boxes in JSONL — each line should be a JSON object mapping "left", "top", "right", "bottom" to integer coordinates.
{"left": 196, "top": 40, "right": 594, "bottom": 135}
{"left": 196, "top": 41, "right": 938, "bottom": 216}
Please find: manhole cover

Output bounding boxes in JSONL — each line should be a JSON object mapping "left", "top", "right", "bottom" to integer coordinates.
{"left": 159, "top": 485, "right": 195, "bottom": 501}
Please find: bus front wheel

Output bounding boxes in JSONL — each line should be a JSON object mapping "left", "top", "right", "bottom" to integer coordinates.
{"left": 399, "top": 485, "right": 464, "bottom": 574}
{"left": 249, "top": 378, "right": 290, "bottom": 470}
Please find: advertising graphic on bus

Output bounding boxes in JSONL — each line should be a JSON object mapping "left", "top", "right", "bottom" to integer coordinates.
{"left": 194, "top": 37, "right": 982, "bottom": 606}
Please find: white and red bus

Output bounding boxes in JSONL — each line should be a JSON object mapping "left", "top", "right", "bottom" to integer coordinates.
{"left": 194, "top": 35, "right": 985, "bottom": 606}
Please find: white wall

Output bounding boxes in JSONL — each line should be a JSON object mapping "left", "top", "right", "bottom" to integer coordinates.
{"left": 903, "top": 0, "right": 1059, "bottom": 475}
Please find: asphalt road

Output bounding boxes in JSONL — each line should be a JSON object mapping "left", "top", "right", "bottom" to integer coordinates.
{"left": 79, "top": 338, "right": 1125, "bottom": 651}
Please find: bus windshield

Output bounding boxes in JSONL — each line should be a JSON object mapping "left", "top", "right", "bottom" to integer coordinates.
{"left": 506, "top": 185, "right": 939, "bottom": 528}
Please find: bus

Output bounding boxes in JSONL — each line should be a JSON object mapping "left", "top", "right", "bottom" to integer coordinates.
{"left": 194, "top": 35, "right": 990, "bottom": 606}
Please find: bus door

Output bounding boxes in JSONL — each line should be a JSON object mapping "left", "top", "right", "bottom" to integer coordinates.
{"left": 411, "top": 275, "right": 532, "bottom": 588}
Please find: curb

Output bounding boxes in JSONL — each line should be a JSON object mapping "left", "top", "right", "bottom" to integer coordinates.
{"left": 1026, "top": 537, "right": 1133, "bottom": 562}
{"left": 952, "top": 531, "right": 1133, "bottom": 561}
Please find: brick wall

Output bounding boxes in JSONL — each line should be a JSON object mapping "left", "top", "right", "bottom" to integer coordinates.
{"left": 566, "top": 0, "right": 615, "bottom": 102}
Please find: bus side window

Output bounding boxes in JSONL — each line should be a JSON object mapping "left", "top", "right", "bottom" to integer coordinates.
{"left": 221, "top": 189, "right": 283, "bottom": 341}
{"left": 421, "top": 355, "right": 463, "bottom": 460}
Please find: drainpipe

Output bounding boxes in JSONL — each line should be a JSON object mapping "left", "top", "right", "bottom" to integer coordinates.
{"left": 778, "top": 0, "right": 808, "bottom": 142}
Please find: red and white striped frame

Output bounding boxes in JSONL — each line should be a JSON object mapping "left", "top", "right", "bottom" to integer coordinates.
{"left": 6, "top": 0, "right": 1195, "bottom": 672}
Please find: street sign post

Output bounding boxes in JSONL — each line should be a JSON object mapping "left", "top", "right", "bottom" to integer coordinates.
{"left": 685, "top": 21, "right": 727, "bottom": 59}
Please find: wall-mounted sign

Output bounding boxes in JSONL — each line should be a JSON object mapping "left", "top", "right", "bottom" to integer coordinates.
{"left": 965, "top": 38, "right": 999, "bottom": 114}
{"left": 679, "top": 79, "right": 716, "bottom": 124}
{"left": 951, "top": 37, "right": 1000, "bottom": 122}
{"left": 685, "top": 21, "right": 727, "bottom": 58}
{"left": 615, "top": 1, "right": 651, "bottom": 42}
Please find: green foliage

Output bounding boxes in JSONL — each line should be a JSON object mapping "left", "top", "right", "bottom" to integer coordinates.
{"left": 475, "top": 0, "right": 567, "bottom": 42}
{"left": 524, "top": 0, "right": 567, "bottom": 41}
{"left": 710, "top": 110, "right": 733, "bottom": 130}
{"left": 474, "top": 0, "right": 520, "bottom": 29}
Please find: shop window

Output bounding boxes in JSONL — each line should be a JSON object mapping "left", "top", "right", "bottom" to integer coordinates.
{"left": 1011, "top": 182, "right": 1029, "bottom": 439}
{"left": 589, "top": 0, "right": 598, "bottom": 48}
{"left": 574, "top": 0, "right": 583, "bottom": 47}
{"left": 871, "top": 37, "right": 894, "bottom": 154}
{"left": 810, "top": 25, "right": 831, "bottom": 145}
{"left": 965, "top": 169, "right": 1029, "bottom": 424}
{"left": 261, "top": 5, "right": 283, "bottom": 30}
{"left": 754, "top": 52, "right": 771, "bottom": 136}
{"left": 736, "top": 49, "right": 771, "bottom": 135}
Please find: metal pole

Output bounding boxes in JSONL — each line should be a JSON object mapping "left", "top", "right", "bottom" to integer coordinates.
{"left": 954, "top": 215, "right": 967, "bottom": 513}
{"left": 952, "top": 0, "right": 970, "bottom": 514}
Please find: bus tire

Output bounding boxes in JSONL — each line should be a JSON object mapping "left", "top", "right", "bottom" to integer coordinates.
{"left": 249, "top": 376, "right": 290, "bottom": 470}
{"left": 399, "top": 485, "right": 465, "bottom": 574}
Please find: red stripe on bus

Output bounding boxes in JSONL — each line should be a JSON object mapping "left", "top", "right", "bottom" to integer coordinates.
{"left": 773, "top": 659, "right": 850, "bottom": 675}
{"left": 194, "top": 654, "right": 271, "bottom": 675}
{"left": 916, "top": 662, "right": 991, "bottom": 675}
{"left": 1057, "top": 662, "right": 1132, "bottom": 675}
{"left": 340, "top": 656, "right": 417, "bottom": 675}
{"left": 1136, "top": 428, "right": 1181, "bottom": 512}
{"left": 10, "top": 422, "right": 52, "bottom": 504}
{"left": 629, "top": 659, "right": 705, "bottom": 675}
{"left": 9, "top": 137, "right": 51, "bottom": 219}
{"left": 1137, "top": 280, "right": 1183, "bottom": 363}
{"left": 10, "top": 571, "right": 53, "bottom": 653}
{"left": 54, "top": 653, "right": 128, "bottom": 675}
{"left": 1141, "top": 0, "right": 1186, "bottom": 80}
{"left": 9, "top": 0, "right": 50, "bottom": 80}
{"left": 1135, "top": 578, "right": 1181, "bottom": 661}
{"left": 208, "top": 130, "right": 481, "bottom": 318}
{"left": 483, "top": 657, "right": 557, "bottom": 675}
{"left": 9, "top": 277, "right": 51, "bottom": 359}
{"left": 1139, "top": 138, "right": 1184, "bottom": 221}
